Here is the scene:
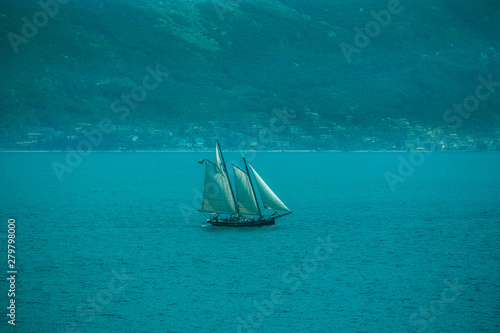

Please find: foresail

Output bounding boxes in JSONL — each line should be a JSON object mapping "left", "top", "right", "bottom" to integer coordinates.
{"left": 233, "top": 166, "right": 260, "bottom": 215}
{"left": 248, "top": 164, "right": 290, "bottom": 212}
{"left": 202, "top": 161, "right": 238, "bottom": 213}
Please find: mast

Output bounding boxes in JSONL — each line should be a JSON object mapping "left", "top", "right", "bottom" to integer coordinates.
{"left": 217, "top": 139, "right": 239, "bottom": 215}
{"left": 243, "top": 155, "right": 262, "bottom": 217}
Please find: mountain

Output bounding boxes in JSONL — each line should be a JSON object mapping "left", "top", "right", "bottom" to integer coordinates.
{"left": 1, "top": 0, "right": 499, "bottom": 140}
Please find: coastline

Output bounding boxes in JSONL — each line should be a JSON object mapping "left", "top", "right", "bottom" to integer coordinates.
{"left": 0, "top": 149, "right": 495, "bottom": 153}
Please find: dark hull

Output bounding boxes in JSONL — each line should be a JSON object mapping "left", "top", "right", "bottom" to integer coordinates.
{"left": 208, "top": 218, "right": 275, "bottom": 227}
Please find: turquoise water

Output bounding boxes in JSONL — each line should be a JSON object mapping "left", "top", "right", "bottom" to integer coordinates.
{"left": 1, "top": 152, "right": 499, "bottom": 332}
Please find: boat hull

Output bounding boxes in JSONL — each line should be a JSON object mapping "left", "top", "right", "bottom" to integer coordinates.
{"left": 208, "top": 218, "right": 275, "bottom": 227}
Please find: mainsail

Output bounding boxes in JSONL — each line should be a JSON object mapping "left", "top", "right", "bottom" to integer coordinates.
{"left": 201, "top": 160, "right": 238, "bottom": 213}
{"left": 215, "top": 141, "right": 223, "bottom": 173}
{"left": 248, "top": 164, "right": 290, "bottom": 212}
{"left": 233, "top": 166, "right": 260, "bottom": 215}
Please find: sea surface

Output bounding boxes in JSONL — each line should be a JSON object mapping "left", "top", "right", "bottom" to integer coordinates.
{"left": 0, "top": 152, "right": 499, "bottom": 332}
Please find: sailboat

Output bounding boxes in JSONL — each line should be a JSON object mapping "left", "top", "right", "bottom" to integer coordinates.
{"left": 198, "top": 140, "right": 292, "bottom": 227}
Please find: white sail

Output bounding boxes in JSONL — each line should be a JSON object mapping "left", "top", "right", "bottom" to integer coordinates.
{"left": 201, "top": 160, "right": 238, "bottom": 213}
{"left": 248, "top": 164, "right": 290, "bottom": 212}
{"left": 233, "top": 166, "right": 260, "bottom": 215}
{"left": 215, "top": 141, "right": 223, "bottom": 173}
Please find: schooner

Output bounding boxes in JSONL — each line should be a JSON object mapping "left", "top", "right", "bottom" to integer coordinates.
{"left": 198, "top": 140, "right": 292, "bottom": 227}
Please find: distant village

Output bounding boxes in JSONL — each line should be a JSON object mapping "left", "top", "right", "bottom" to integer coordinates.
{"left": 2, "top": 109, "right": 499, "bottom": 152}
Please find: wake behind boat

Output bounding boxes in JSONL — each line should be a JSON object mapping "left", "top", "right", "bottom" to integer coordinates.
{"left": 198, "top": 140, "right": 292, "bottom": 227}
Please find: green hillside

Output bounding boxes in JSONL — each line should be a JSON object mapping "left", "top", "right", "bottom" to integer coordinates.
{"left": 0, "top": 0, "right": 499, "bottom": 149}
